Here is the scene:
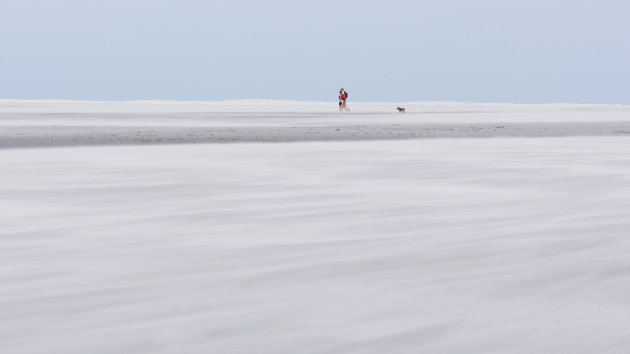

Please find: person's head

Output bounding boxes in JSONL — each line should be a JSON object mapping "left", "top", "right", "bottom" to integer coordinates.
{"left": 340, "top": 88, "right": 344, "bottom": 91}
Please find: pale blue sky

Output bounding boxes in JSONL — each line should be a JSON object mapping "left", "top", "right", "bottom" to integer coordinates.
{"left": 1, "top": 0, "right": 629, "bottom": 103}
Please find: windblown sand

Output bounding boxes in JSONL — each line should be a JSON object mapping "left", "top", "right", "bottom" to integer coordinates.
{"left": 2, "top": 100, "right": 630, "bottom": 353}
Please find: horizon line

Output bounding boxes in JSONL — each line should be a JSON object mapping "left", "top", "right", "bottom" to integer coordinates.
{"left": 1, "top": 98, "right": 628, "bottom": 107}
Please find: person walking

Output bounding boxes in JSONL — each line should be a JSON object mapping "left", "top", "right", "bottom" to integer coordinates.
{"left": 339, "top": 88, "right": 350, "bottom": 112}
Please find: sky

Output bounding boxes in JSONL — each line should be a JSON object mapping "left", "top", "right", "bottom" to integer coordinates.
{"left": 1, "top": 0, "right": 630, "bottom": 103}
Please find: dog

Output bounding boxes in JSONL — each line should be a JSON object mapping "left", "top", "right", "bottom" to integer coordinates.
{"left": 397, "top": 107, "right": 406, "bottom": 113}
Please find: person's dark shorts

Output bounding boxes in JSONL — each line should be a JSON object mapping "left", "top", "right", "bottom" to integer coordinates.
{"left": 339, "top": 101, "right": 342, "bottom": 106}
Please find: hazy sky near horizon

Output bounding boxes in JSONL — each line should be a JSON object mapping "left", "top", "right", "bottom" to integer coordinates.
{"left": 2, "top": 0, "right": 629, "bottom": 103}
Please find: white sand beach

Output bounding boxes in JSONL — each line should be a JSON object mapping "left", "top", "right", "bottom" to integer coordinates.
{"left": 2, "top": 101, "right": 630, "bottom": 353}
{"left": 1, "top": 100, "right": 630, "bottom": 148}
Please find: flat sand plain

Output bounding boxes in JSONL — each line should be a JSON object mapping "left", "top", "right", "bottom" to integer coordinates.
{"left": 2, "top": 100, "right": 630, "bottom": 147}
